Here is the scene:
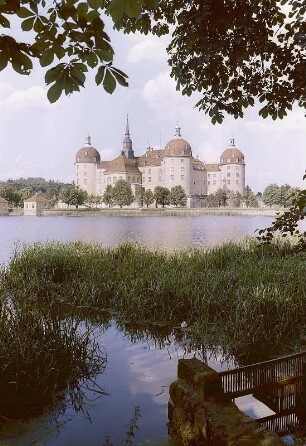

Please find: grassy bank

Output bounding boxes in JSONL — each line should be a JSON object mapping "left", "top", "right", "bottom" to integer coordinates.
{"left": 40, "top": 207, "right": 280, "bottom": 217}
{"left": 2, "top": 239, "right": 305, "bottom": 362}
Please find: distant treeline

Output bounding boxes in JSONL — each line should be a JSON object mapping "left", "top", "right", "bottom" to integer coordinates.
{"left": 0, "top": 177, "right": 301, "bottom": 209}
{"left": 0, "top": 177, "right": 71, "bottom": 207}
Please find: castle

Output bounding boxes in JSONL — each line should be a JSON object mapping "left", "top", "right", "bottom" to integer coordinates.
{"left": 75, "top": 118, "right": 245, "bottom": 208}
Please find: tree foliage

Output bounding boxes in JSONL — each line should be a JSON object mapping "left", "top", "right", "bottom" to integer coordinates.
{"left": 1, "top": 1, "right": 305, "bottom": 121}
{"left": 59, "top": 185, "right": 88, "bottom": 207}
{"left": 262, "top": 183, "right": 300, "bottom": 207}
{"left": 142, "top": 189, "right": 154, "bottom": 208}
{"left": 111, "top": 179, "right": 134, "bottom": 208}
{"left": 243, "top": 186, "right": 258, "bottom": 208}
{"left": 0, "top": 0, "right": 130, "bottom": 102}
{"left": 170, "top": 185, "right": 187, "bottom": 207}
{"left": 102, "top": 184, "right": 113, "bottom": 207}
{"left": 154, "top": 186, "right": 170, "bottom": 208}
{"left": 257, "top": 185, "right": 306, "bottom": 252}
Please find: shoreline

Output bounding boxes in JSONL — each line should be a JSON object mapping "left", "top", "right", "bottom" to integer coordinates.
{"left": 9, "top": 207, "right": 282, "bottom": 217}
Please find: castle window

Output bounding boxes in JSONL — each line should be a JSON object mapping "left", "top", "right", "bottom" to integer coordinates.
{"left": 107, "top": 178, "right": 111, "bottom": 185}
{"left": 227, "top": 173, "right": 230, "bottom": 177}
{"left": 227, "top": 180, "right": 230, "bottom": 185}
{"left": 227, "top": 166, "right": 230, "bottom": 170}
{"left": 148, "top": 169, "right": 151, "bottom": 174}
{"left": 84, "top": 172, "right": 87, "bottom": 177}
{"left": 148, "top": 177, "right": 151, "bottom": 182}
{"left": 181, "top": 159, "right": 184, "bottom": 163}
{"left": 208, "top": 181, "right": 210, "bottom": 185}
{"left": 236, "top": 166, "right": 239, "bottom": 170}
{"left": 236, "top": 180, "right": 239, "bottom": 185}
{"left": 213, "top": 181, "right": 216, "bottom": 185}
{"left": 143, "top": 177, "right": 145, "bottom": 182}
{"left": 113, "top": 176, "right": 117, "bottom": 184}
{"left": 171, "top": 167, "right": 174, "bottom": 173}
{"left": 77, "top": 165, "right": 79, "bottom": 169}
{"left": 208, "top": 174, "right": 210, "bottom": 178}
{"left": 236, "top": 173, "right": 239, "bottom": 177}
{"left": 181, "top": 167, "right": 184, "bottom": 172}
{"left": 84, "top": 179, "right": 88, "bottom": 185}
{"left": 181, "top": 175, "right": 184, "bottom": 180}
{"left": 84, "top": 164, "right": 87, "bottom": 169}
{"left": 171, "top": 175, "right": 174, "bottom": 180}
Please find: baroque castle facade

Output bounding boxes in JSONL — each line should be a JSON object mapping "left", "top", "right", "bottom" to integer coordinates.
{"left": 75, "top": 118, "right": 245, "bottom": 208}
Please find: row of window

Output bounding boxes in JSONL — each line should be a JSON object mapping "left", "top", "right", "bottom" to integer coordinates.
{"left": 208, "top": 180, "right": 240, "bottom": 186}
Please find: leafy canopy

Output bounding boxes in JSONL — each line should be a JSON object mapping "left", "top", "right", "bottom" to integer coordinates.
{"left": 111, "top": 179, "right": 134, "bottom": 207}
{"left": 1, "top": 0, "right": 305, "bottom": 121}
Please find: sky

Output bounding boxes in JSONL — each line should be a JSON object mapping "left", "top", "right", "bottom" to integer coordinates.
{"left": 0, "top": 22, "right": 305, "bottom": 194}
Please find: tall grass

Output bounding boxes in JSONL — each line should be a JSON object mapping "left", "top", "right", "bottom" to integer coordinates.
{"left": 0, "top": 295, "right": 106, "bottom": 417}
{"left": 3, "top": 238, "right": 305, "bottom": 362}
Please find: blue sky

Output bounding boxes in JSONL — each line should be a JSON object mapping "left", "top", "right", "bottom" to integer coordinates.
{"left": 0, "top": 24, "right": 305, "bottom": 193}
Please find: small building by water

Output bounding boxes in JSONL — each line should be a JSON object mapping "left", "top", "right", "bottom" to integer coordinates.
{"left": 0, "top": 197, "right": 9, "bottom": 215}
{"left": 24, "top": 193, "right": 51, "bottom": 216}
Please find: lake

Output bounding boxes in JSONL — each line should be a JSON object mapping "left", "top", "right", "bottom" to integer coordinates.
{"left": 0, "top": 214, "right": 275, "bottom": 264}
{"left": 0, "top": 214, "right": 299, "bottom": 445}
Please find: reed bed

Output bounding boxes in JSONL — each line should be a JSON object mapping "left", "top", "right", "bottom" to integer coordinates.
{"left": 2, "top": 238, "right": 305, "bottom": 361}
{"left": 0, "top": 295, "right": 106, "bottom": 417}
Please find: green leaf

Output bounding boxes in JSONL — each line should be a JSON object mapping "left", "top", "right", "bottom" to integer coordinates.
{"left": 125, "top": 0, "right": 141, "bottom": 18}
{"left": 77, "top": 2, "right": 88, "bottom": 16}
{"left": 103, "top": 69, "right": 116, "bottom": 94}
{"left": 141, "top": 0, "right": 158, "bottom": 8}
{"left": 108, "top": 0, "right": 125, "bottom": 22}
{"left": 111, "top": 67, "right": 128, "bottom": 87}
{"left": 21, "top": 16, "right": 35, "bottom": 31}
{"left": 0, "top": 14, "right": 10, "bottom": 28}
{"left": 18, "top": 7, "right": 34, "bottom": 18}
{"left": 88, "top": 0, "right": 104, "bottom": 8}
{"left": 40, "top": 50, "right": 54, "bottom": 67}
{"left": 95, "top": 65, "right": 105, "bottom": 85}
{"left": 0, "top": 57, "right": 8, "bottom": 71}
{"left": 47, "top": 82, "right": 63, "bottom": 103}
{"left": 87, "top": 52, "right": 98, "bottom": 68}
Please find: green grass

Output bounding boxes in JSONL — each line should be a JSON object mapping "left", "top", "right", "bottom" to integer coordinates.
{"left": 2, "top": 238, "right": 305, "bottom": 363}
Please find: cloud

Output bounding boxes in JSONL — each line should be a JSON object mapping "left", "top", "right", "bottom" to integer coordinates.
{"left": 127, "top": 36, "right": 168, "bottom": 64}
{"left": 142, "top": 70, "right": 196, "bottom": 118}
{"left": 0, "top": 86, "right": 50, "bottom": 114}
{"left": 245, "top": 108, "right": 305, "bottom": 134}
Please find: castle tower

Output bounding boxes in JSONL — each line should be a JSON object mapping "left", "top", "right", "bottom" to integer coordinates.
{"left": 75, "top": 135, "right": 100, "bottom": 195}
{"left": 122, "top": 115, "right": 134, "bottom": 159}
{"left": 219, "top": 138, "right": 245, "bottom": 194}
{"left": 163, "top": 123, "right": 193, "bottom": 200}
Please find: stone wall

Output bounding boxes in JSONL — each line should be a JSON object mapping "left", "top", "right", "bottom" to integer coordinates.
{"left": 168, "top": 358, "right": 283, "bottom": 446}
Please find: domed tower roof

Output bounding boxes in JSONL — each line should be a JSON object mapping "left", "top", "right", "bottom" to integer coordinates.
{"left": 75, "top": 136, "right": 100, "bottom": 163}
{"left": 164, "top": 123, "right": 192, "bottom": 157}
{"left": 220, "top": 138, "right": 244, "bottom": 164}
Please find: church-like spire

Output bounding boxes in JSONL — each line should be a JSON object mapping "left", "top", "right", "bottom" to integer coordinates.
{"left": 85, "top": 134, "right": 91, "bottom": 146}
{"left": 122, "top": 115, "right": 134, "bottom": 159}
{"left": 125, "top": 114, "right": 130, "bottom": 136}
{"left": 174, "top": 122, "right": 181, "bottom": 137}
{"left": 229, "top": 134, "right": 235, "bottom": 147}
